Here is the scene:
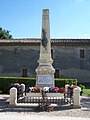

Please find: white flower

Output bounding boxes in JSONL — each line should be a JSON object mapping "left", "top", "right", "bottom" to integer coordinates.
{"left": 43, "top": 86, "right": 49, "bottom": 92}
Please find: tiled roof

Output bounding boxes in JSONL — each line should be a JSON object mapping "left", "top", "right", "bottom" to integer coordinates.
{"left": 0, "top": 38, "right": 90, "bottom": 46}
{"left": 0, "top": 38, "right": 40, "bottom": 43}
{"left": 52, "top": 38, "right": 90, "bottom": 43}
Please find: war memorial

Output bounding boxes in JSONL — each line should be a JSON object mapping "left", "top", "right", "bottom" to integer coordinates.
{"left": 36, "top": 9, "right": 55, "bottom": 88}
{"left": 8, "top": 9, "right": 81, "bottom": 113}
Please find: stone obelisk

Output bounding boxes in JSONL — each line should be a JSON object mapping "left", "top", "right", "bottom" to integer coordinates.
{"left": 36, "top": 9, "right": 55, "bottom": 87}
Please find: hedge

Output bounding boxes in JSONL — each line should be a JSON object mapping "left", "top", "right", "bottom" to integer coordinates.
{"left": 0, "top": 77, "right": 77, "bottom": 93}
{"left": 55, "top": 78, "right": 77, "bottom": 87}
{"left": 0, "top": 77, "right": 36, "bottom": 93}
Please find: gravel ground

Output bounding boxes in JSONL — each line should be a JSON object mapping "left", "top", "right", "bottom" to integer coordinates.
{"left": 0, "top": 112, "right": 90, "bottom": 120}
{"left": 0, "top": 94, "right": 90, "bottom": 120}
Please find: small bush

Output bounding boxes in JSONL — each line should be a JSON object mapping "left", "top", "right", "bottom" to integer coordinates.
{"left": 55, "top": 78, "right": 77, "bottom": 87}
{"left": 79, "top": 84, "right": 85, "bottom": 90}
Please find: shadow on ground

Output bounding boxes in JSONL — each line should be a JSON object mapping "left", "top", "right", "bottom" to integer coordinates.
{"left": 1, "top": 95, "right": 90, "bottom": 113}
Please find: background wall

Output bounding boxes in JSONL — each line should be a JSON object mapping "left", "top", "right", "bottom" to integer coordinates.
{"left": 0, "top": 44, "right": 90, "bottom": 83}
{"left": 0, "top": 46, "right": 39, "bottom": 77}
{"left": 53, "top": 46, "right": 90, "bottom": 83}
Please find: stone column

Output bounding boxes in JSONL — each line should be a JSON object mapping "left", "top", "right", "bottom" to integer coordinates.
{"left": 10, "top": 87, "right": 17, "bottom": 106}
{"left": 73, "top": 88, "right": 80, "bottom": 106}
{"left": 36, "top": 9, "right": 55, "bottom": 87}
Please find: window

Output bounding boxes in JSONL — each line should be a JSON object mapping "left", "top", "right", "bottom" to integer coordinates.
{"left": 51, "top": 49, "right": 53, "bottom": 59}
{"left": 22, "top": 69, "right": 27, "bottom": 77}
{"left": 80, "top": 50, "right": 85, "bottom": 58}
{"left": 54, "top": 69, "right": 59, "bottom": 78}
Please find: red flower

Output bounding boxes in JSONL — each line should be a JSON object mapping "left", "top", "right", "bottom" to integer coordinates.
{"left": 34, "top": 87, "right": 41, "bottom": 93}
{"left": 69, "top": 85, "right": 77, "bottom": 89}
{"left": 53, "top": 87, "right": 59, "bottom": 92}
{"left": 59, "top": 87, "right": 66, "bottom": 93}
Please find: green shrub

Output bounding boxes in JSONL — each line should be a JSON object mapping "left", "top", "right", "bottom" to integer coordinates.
{"left": 79, "top": 84, "right": 85, "bottom": 90}
{"left": 83, "top": 89, "right": 90, "bottom": 96}
{"left": 0, "top": 77, "right": 36, "bottom": 93}
{"left": 0, "top": 77, "right": 77, "bottom": 93}
{"left": 55, "top": 78, "right": 77, "bottom": 87}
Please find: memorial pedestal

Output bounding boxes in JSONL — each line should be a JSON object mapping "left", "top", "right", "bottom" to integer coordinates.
{"left": 36, "top": 65, "right": 55, "bottom": 87}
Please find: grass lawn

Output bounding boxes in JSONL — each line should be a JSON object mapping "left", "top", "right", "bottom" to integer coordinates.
{"left": 83, "top": 89, "right": 90, "bottom": 96}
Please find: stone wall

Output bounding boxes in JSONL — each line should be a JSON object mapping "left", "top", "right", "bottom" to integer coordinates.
{"left": 0, "top": 46, "right": 39, "bottom": 77}
{"left": 53, "top": 46, "right": 90, "bottom": 83}
{"left": 0, "top": 44, "right": 90, "bottom": 83}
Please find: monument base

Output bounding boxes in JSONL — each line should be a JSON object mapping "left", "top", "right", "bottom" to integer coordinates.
{"left": 36, "top": 65, "right": 55, "bottom": 88}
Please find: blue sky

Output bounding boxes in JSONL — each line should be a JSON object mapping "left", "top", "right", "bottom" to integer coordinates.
{"left": 0, "top": 0, "right": 90, "bottom": 38}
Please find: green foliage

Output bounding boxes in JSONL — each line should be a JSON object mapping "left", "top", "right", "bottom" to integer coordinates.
{"left": 0, "top": 77, "right": 36, "bottom": 93}
{"left": 79, "top": 84, "right": 85, "bottom": 90}
{"left": 55, "top": 78, "right": 77, "bottom": 87}
{"left": 0, "top": 27, "right": 12, "bottom": 39}
{"left": 0, "top": 77, "right": 77, "bottom": 93}
{"left": 83, "top": 89, "right": 90, "bottom": 96}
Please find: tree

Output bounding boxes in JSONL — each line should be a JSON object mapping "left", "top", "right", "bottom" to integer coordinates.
{"left": 0, "top": 27, "right": 12, "bottom": 39}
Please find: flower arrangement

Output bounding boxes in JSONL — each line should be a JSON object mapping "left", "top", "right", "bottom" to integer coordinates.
{"left": 27, "top": 86, "right": 66, "bottom": 93}
{"left": 69, "top": 85, "right": 77, "bottom": 89}
{"left": 27, "top": 87, "right": 42, "bottom": 93}
{"left": 59, "top": 87, "right": 66, "bottom": 93}
{"left": 34, "top": 87, "right": 41, "bottom": 93}
{"left": 68, "top": 85, "right": 81, "bottom": 91}
{"left": 66, "top": 84, "right": 82, "bottom": 97}
{"left": 43, "top": 86, "right": 49, "bottom": 92}
{"left": 49, "top": 87, "right": 60, "bottom": 93}
{"left": 27, "top": 85, "right": 82, "bottom": 94}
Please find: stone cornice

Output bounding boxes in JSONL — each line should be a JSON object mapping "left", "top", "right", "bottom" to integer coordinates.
{"left": 0, "top": 38, "right": 90, "bottom": 46}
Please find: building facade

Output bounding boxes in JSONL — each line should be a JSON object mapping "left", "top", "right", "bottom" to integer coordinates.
{"left": 0, "top": 38, "right": 90, "bottom": 83}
